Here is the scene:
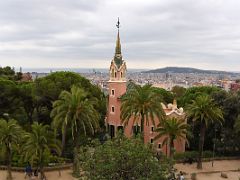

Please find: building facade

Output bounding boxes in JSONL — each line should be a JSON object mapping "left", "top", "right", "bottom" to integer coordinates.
{"left": 106, "top": 24, "right": 186, "bottom": 156}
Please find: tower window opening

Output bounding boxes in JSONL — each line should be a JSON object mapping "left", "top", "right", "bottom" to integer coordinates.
{"left": 111, "top": 89, "right": 115, "bottom": 95}
{"left": 111, "top": 106, "right": 115, "bottom": 112}
{"left": 151, "top": 126, "right": 154, "bottom": 132}
{"left": 150, "top": 138, "right": 154, "bottom": 144}
{"left": 158, "top": 143, "right": 162, "bottom": 149}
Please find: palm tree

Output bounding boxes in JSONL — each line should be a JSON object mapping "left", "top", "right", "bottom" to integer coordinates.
{"left": 22, "top": 122, "right": 61, "bottom": 180}
{"left": 186, "top": 94, "right": 223, "bottom": 169}
{"left": 50, "top": 86, "right": 99, "bottom": 174}
{"left": 51, "top": 86, "right": 99, "bottom": 151}
{"left": 0, "top": 119, "right": 23, "bottom": 180}
{"left": 120, "top": 84, "right": 165, "bottom": 140}
{"left": 154, "top": 117, "right": 189, "bottom": 158}
{"left": 234, "top": 115, "right": 240, "bottom": 133}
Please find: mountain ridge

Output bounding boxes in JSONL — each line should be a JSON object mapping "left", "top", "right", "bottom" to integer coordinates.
{"left": 142, "top": 67, "right": 237, "bottom": 74}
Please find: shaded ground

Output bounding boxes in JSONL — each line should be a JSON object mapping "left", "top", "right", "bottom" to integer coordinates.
{"left": 175, "top": 159, "right": 240, "bottom": 179}
{"left": 0, "top": 160, "right": 240, "bottom": 180}
{"left": 0, "top": 169, "right": 77, "bottom": 180}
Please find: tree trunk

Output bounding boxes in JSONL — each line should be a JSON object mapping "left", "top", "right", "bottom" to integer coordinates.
{"left": 140, "top": 113, "right": 145, "bottom": 142}
{"left": 73, "top": 131, "right": 81, "bottom": 177}
{"left": 40, "top": 166, "right": 46, "bottom": 180}
{"left": 61, "top": 124, "right": 67, "bottom": 156}
{"left": 6, "top": 146, "right": 12, "bottom": 180}
{"left": 169, "top": 138, "right": 174, "bottom": 158}
{"left": 197, "top": 122, "right": 206, "bottom": 169}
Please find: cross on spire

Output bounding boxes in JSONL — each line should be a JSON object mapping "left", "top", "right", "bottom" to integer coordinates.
{"left": 116, "top": 17, "right": 120, "bottom": 29}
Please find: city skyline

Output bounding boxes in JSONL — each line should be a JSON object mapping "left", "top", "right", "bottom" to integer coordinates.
{"left": 1, "top": 0, "right": 240, "bottom": 71}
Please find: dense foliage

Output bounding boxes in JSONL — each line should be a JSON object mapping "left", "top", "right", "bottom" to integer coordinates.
{"left": 178, "top": 87, "right": 240, "bottom": 157}
{"left": 1, "top": 66, "right": 240, "bottom": 178}
{"left": 0, "top": 69, "right": 106, "bottom": 179}
{"left": 79, "top": 135, "right": 170, "bottom": 180}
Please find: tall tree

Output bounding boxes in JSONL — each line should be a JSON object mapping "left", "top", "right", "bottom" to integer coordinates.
{"left": 51, "top": 86, "right": 99, "bottom": 175}
{"left": 18, "top": 82, "right": 36, "bottom": 126}
{"left": 179, "top": 86, "right": 220, "bottom": 107}
{"left": 171, "top": 86, "right": 186, "bottom": 98}
{"left": 120, "top": 84, "right": 165, "bottom": 140}
{"left": 0, "top": 66, "right": 16, "bottom": 80}
{"left": 234, "top": 115, "right": 240, "bottom": 133}
{"left": 186, "top": 95, "right": 223, "bottom": 169}
{"left": 22, "top": 122, "right": 61, "bottom": 180}
{"left": 0, "top": 79, "right": 22, "bottom": 119}
{"left": 0, "top": 119, "right": 23, "bottom": 180}
{"left": 152, "top": 87, "right": 174, "bottom": 104}
{"left": 154, "top": 117, "right": 189, "bottom": 158}
{"left": 34, "top": 71, "right": 106, "bottom": 126}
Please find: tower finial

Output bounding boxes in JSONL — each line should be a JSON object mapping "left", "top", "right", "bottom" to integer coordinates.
{"left": 116, "top": 17, "right": 120, "bottom": 29}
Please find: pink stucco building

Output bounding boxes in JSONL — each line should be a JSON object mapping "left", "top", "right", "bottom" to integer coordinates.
{"left": 106, "top": 22, "right": 186, "bottom": 156}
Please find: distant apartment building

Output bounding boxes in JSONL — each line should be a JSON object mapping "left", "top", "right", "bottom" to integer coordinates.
{"left": 230, "top": 82, "right": 240, "bottom": 92}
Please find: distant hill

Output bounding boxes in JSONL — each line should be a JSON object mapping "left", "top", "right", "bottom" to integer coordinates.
{"left": 143, "top": 67, "right": 236, "bottom": 74}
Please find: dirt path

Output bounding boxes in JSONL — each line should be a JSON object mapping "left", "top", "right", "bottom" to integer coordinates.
{"left": 1, "top": 160, "right": 240, "bottom": 180}
{"left": 175, "top": 159, "right": 240, "bottom": 179}
{"left": 0, "top": 169, "right": 78, "bottom": 180}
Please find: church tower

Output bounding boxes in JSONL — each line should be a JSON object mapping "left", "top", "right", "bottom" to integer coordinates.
{"left": 107, "top": 18, "right": 127, "bottom": 138}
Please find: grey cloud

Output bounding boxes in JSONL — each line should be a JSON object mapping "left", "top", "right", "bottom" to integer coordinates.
{"left": 0, "top": 0, "right": 240, "bottom": 70}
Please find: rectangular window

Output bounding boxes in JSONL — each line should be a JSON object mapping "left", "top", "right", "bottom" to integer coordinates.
{"left": 111, "top": 89, "right": 115, "bottom": 95}
{"left": 133, "top": 125, "right": 141, "bottom": 136}
{"left": 111, "top": 106, "right": 115, "bottom": 112}
{"left": 150, "top": 138, "right": 153, "bottom": 144}
{"left": 151, "top": 126, "right": 154, "bottom": 132}
{"left": 109, "top": 125, "right": 115, "bottom": 139}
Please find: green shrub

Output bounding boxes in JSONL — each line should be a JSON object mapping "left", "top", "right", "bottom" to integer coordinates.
{"left": 174, "top": 151, "right": 213, "bottom": 161}
{"left": 203, "top": 151, "right": 213, "bottom": 158}
{"left": 191, "top": 173, "right": 197, "bottom": 180}
{"left": 174, "top": 151, "right": 198, "bottom": 160}
{"left": 12, "top": 154, "right": 25, "bottom": 167}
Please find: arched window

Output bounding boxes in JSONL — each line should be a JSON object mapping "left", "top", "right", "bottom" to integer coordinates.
{"left": 114, "top": 72, "right": 117, "bottom": 78}
{"left": 121, "top": 72, "right": 123, "bottom": 78}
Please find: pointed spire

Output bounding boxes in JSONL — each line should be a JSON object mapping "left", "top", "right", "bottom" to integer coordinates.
{"left": 115, "top": 29, "right": 121, "bottom": 55}
{"left": 114, "top": 17, "right": 123, "bottom": 68}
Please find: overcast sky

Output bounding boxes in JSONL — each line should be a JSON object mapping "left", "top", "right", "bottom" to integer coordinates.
{"left": 0, "top": 0, "right": 240, "bottom": 71}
